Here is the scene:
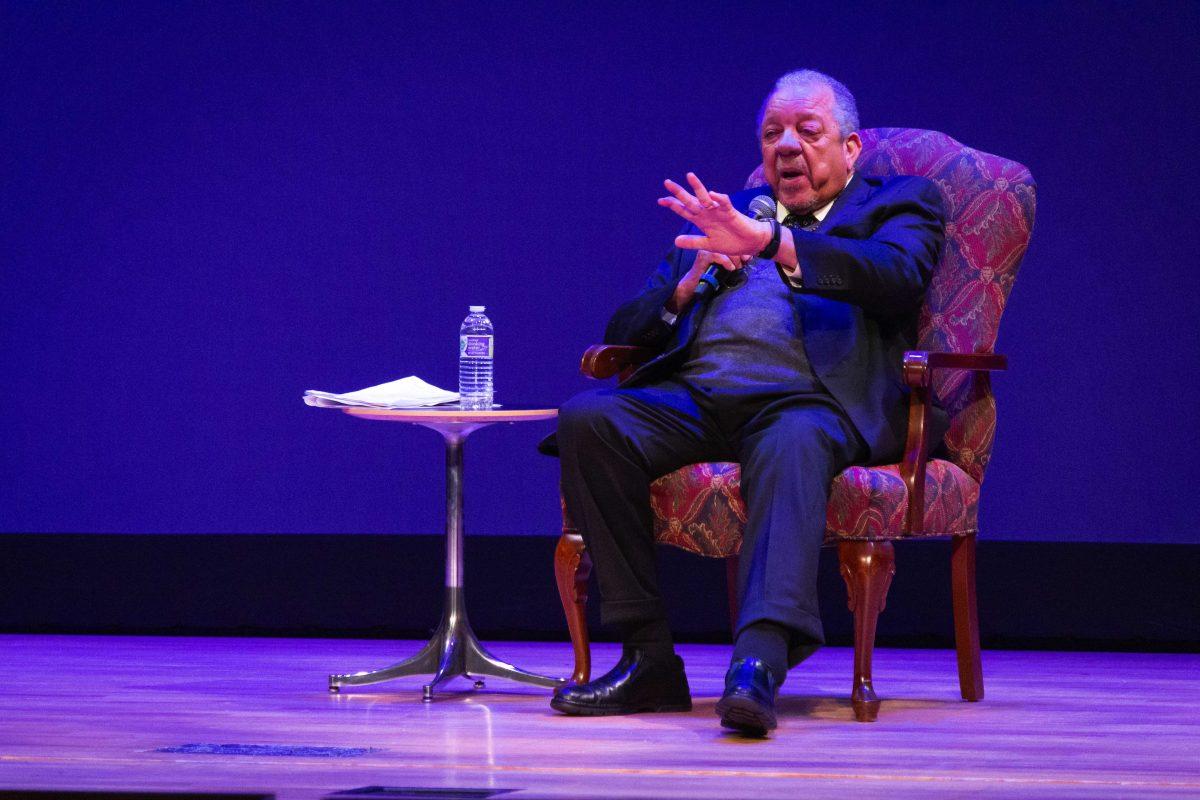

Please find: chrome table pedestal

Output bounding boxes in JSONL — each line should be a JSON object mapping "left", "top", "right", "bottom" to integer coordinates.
{"left": 325, "top": 406, "right": 564, "bottom": 700}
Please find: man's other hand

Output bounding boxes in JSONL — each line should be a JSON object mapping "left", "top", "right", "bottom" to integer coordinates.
{"left": 658, "top": 172, "right": 771, "bottom": 256}
{"left": 667, "top": 249, "right": 750, "bottom": 313}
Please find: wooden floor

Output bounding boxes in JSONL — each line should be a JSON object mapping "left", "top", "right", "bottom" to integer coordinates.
{"left": 1, "top": 635, "right": 1197, "bottom": 799}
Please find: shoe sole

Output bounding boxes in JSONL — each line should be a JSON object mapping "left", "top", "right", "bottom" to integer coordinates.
{"left": 550, "top": 696, "right": 692, "bottom": 716}
{"left": 715, "top": 693, "right": 777, "bottom": 735}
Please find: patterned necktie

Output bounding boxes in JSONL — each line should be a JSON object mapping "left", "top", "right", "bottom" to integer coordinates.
{"left": 782, "top": 212, "right": 819, "bottom": 231}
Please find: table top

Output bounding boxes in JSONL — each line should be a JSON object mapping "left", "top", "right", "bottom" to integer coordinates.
{"left": 341, "top": 404, "right": 558, "bottom": 424}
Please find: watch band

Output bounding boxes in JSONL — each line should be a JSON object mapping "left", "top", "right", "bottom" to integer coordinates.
{"left": 756, "top": 218, "right": 782, "bottom": 260}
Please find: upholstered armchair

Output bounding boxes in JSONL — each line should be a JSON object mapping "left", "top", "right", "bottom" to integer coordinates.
{"left": 553, "top": 128, "right": 1036, "bottom": 722}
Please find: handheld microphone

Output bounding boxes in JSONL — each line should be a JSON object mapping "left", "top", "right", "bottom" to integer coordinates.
{"left": 693, "top": 195, "right": 777, "bottom": 299}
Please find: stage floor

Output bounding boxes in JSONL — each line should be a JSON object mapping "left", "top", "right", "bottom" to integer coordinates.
{"left": 0, "top": 635, "right": 1197, "bottom": 799}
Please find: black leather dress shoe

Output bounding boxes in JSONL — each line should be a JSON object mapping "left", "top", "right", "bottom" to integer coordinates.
{"left": 715, "top": 657, "right": 778, "bottom": 735}
{"left": 550, "top": 649, "right": 691, "bottom": 715}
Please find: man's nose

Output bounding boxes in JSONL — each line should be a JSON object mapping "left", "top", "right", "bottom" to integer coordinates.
{"left": 776, "top": 129, "right": 802, "bottom": 152}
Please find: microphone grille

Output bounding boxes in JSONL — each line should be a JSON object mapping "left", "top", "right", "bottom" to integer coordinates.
{"left": 748, "top": 195, "right": 777, "bottom": 221}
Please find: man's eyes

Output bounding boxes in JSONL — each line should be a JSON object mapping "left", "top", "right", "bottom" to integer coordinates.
{"left": 761, "top": 127, "right": 823, "bottom": 141}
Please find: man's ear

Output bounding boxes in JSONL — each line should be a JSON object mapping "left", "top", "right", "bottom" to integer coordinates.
{"left": 843, "top": 131, "right": 862, "bottom": 169}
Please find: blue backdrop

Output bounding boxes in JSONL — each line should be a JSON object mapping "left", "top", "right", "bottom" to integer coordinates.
{"left": 3, "top": 1, "right": 1198, "bottom": 543}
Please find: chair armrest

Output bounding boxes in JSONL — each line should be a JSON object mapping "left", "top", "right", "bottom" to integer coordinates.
{"left": 900, "top": 351, "right": 1008, "bottom": 534}
{"left": 580, "top": 345, "right": 656, "bottom": 380}
{"left": 903, "top": 352, "right": 1008, "bottom": 388}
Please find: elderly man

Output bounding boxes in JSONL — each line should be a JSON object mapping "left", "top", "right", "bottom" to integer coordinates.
{"left": 549, "top": 69, "right": 946, "bottom": 735}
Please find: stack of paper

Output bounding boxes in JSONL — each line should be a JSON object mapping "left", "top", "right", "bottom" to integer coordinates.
{"left": 303, "top": 376, "right": 459, "bottom": 409}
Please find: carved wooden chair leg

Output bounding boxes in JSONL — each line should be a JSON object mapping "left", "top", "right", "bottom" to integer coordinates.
{"left": 951, "top": 533, "right": 984, "bottom": 701}
{"left": 838, "top": 540, "right": 896, "bottom": 722}
{"left": 724, "top": 555, "right": 741, "bottom": 638}
{"left": 554, "top": 531, "right": 592, "bottom": 685}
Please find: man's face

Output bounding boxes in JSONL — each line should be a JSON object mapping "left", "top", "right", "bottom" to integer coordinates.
{"left": 760, "top": 85, "right": 861, "bottom": 213}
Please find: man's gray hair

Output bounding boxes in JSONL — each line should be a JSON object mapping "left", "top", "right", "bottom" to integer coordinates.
{"left": 757, "top": 69, "right": 860, "bottom": 138}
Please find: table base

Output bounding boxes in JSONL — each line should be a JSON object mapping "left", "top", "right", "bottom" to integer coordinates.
{"left": 328, "top": 587, "right": 565, "bottom": 700}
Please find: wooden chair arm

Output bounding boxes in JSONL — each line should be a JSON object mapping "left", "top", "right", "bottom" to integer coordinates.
{"left": 900, "top": 351, "right": 1008, "bottom": 534}
{"left": 580, "top": 345, "right": 656, "bottom": 380}
{"left": 903, "top": 352, "right": 1008, "bottom": 386}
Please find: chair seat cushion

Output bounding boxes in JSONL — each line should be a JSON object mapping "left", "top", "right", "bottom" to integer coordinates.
{"left": 650, "top": 459, "right": 980, "bottom": 558}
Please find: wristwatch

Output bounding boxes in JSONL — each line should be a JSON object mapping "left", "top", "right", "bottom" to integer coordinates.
{"left": 756, "top": 218, "right": 782, "bottom": 260}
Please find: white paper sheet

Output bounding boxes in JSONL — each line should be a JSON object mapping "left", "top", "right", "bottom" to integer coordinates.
{"left": 303, "top": 376, "right": 459, "bottom": 409}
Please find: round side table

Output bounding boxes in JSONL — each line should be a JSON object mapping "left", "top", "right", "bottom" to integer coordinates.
{"left": 323, "top": 405, "right": 562, "bottom": 700}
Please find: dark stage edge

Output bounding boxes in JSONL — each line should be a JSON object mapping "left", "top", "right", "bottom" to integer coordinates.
{"left": 2, "top": 534, "right": 1197, "bottom": 650}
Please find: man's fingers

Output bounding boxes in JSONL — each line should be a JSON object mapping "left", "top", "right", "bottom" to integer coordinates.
{"left": 663, "top": 176, "right": 730, "bottom": 216}
{"left": 657, "top": 196, "right": 693, "bottom": 218}
{"left": 675, "top": 234, "right": 710, "bottom": 250}
{"left": 663, "top": 178, "right": 700, "bottom": 210}
{"left": 697, "top": 250, "right": 752, "bottom": 269}
{"left": 686, "top": 172, "right": 713, "bottom": 206}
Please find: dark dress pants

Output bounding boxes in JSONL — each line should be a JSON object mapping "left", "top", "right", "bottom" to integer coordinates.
{"left": 557, "top": 379, "right": 866, "bottom": 664}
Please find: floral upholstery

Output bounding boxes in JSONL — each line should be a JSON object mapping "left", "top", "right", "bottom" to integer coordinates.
{"left": 645, "top": 129, "right": 1035, "bottom": 556}
{"left": 652, "top": 458, "right": 981, "bottom": 558}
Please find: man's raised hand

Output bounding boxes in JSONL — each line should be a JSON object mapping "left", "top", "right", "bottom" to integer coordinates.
{"left": 658, "top": 172, "right": 771, "bottom": 256}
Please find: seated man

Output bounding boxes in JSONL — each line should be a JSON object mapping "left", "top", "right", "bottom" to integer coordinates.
{"left": 549, "top": 69, "right": 946, "bottom": 735}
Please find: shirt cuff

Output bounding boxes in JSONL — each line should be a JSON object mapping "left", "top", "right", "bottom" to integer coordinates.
{"left": 779, "top": 263, "right": 803, "bottom": 287}
{"left": 660, "top": 307, "right": 678, "bottom": 326}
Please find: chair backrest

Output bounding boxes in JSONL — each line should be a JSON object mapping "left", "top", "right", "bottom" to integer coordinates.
{"left": 748, "top": 128, "right": 1036, "bottom": 484}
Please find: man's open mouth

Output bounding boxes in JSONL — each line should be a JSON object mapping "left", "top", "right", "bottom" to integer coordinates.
{"left": 779, "top": 168, "right": 806, "bottom": 181}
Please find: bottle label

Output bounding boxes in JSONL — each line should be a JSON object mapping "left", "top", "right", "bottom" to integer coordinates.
{"left": 460, "top": 334, "right": 493, "bottom": 358}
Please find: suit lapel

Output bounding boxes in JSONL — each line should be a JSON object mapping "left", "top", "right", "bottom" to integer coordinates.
{"left": 816, "top": 172, "right": 872, "bottom": 232}
{"left": 799, "top": 174, "right": 873, "bottom": 379}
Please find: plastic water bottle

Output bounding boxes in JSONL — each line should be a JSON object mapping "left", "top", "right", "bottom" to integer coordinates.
{"left": 458, "top": 305, "right": 494, "bottom": 409}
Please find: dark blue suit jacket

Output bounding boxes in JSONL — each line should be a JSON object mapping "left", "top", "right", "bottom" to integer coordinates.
{"left": 600, "top": 173, "right": 947, "bottom": 464}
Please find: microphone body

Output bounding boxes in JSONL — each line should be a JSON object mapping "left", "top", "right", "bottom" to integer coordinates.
{"left": 693, "top": 195, "right": 777, "bottom": 299}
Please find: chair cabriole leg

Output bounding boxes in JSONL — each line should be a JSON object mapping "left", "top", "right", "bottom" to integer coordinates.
{"left": 951, "top": 533, "right": 984, "bottom": 701}
{"left": 838, "top": 539, "right": 895, "bottom": 722}
{"left": 724, "top": 555, "right": 741, "bottom": 638}
{"left": 554, "top": 531, "right": 592, "bottom": 685}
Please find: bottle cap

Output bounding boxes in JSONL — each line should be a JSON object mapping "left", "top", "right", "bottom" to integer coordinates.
{"left": 469, "top": 305, "right": 485, "bottom": 312}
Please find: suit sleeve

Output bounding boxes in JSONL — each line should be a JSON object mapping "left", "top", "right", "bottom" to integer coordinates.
{"left": 787, "top": 177, "right": 946, "bottom": 317}
{"left": 602, "top": 223, "right": 699, "bottom": 348}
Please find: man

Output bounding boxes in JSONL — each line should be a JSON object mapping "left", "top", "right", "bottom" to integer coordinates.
{"left": 549, "top": 69, "right": 946, "bottom": 735}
